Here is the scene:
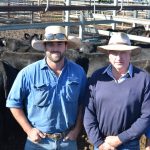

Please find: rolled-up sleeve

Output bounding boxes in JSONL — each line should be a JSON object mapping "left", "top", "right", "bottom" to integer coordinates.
{"left": 6, "top": 70, "right": 27, "bottom": 108}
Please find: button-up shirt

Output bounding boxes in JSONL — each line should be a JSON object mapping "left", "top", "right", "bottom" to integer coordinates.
{"left": 6, "top": 58, "right": 87, "bottom": 133}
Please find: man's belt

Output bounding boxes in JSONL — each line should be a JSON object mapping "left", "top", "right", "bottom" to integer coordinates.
{"left": 46, "top": 132, "right": 67, "bottom": 140}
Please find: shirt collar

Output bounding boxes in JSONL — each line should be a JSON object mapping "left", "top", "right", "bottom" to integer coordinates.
{"left": 40, "top": 58, "right": 48, "bottom": 69}
{"left": 103, "top": 63, "right": 133, "bottom": 78}
{"left": 40, "top": 57, "right": 68, "bottom": 70}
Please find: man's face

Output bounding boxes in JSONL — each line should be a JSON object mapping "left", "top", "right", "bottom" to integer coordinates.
{"left": 108, "top": 50, "right": 131, "bottom": 72}
{"left": 45, "top": 41, "right": 67, "bottom": 63}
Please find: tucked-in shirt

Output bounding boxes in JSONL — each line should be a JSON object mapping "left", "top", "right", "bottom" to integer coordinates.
{"left": 6, "top": 58, "right": 87, "bottom": 133}
{"left": 84, "top": 65, "right": 150, "bottom": 147}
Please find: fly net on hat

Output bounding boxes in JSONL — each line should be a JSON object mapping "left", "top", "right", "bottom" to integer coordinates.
{"left": 97, "top": 32, "right": 141, "bottom": 56}
{"left": 31, "top": 26, "right": 82, "bottom": 51}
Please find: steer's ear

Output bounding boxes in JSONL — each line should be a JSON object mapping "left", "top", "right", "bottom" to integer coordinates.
{"left": 24, "top": 33, "right": 30, "bottom": 40}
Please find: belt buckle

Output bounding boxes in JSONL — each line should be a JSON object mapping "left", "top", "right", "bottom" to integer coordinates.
{"left": 52, "top": 133, "right": 62, "bottom": 140}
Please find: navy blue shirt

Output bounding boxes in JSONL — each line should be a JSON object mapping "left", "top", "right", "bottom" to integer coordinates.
{"left": 6, "top": 58, "right": 87, "bottom": 133}
{"left": 84, "top": 65, "right": 150, "bottom": 147}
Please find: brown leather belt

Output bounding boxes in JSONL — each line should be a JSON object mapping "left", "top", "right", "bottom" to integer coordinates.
{"left": 46, "top": 132, "right": 66, "bottom": 140}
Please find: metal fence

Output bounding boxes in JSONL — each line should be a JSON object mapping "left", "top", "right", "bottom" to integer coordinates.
{"left": 0, "top": 0, "right": 150, "bottom": 43}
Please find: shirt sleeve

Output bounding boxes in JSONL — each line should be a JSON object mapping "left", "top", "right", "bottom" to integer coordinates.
{"left": 83, "top": 78, "right": 104, "bottom": 147}
{"left": 6, "top": 69, "right": 27, "bottom": 108}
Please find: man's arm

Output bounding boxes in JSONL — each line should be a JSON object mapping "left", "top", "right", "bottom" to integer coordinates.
{"left": 83, "top": 84, "right": 105, "bottom": 148}
{"left": 10, "top": 108, "right": 46, "bottom": 142}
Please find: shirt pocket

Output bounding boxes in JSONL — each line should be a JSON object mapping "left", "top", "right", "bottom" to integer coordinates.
{"left": 65, "top": 78, "right": 80, "bottom": 102}
{"left": 32, "top": 83, "right": 55, "bottom": 107}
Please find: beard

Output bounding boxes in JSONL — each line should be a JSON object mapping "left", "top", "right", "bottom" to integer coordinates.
{"left": 46, "top": 51, "right": 64, "bottom": 63}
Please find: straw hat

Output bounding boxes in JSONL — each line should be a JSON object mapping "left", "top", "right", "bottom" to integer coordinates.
{"left": 97, "top": 32, "right": 141, "bottom": 56}
{"left": 32, "top": 26, "right": 82, "bottom": 51}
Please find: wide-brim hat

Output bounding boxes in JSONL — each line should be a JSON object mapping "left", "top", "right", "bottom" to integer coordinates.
{"left": 32, "top": 26, "right": 82, "bottom": 51}
{"left": 97, "top": 32, "right": 141, "bottom": 56}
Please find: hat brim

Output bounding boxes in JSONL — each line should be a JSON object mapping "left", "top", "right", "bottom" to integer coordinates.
{"left": 97, "top": 44, "right": 141, "bottom": 56}
{"left": 32, "top": 36, "right": 82, "bottom": 51}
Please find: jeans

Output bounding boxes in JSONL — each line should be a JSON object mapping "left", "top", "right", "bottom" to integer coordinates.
{"left": 94, "top": 139, "right": 140, "bottom": 150}
{"left": 24, "top": 137, "right": 77, "bottom": 150}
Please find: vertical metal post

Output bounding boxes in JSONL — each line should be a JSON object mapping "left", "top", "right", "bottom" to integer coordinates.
{"left": 38, "top": 0, "right": 41, "bottom": 5}
{"left": 65, "top": 0, "right": 70, "bottom": 36}
{"left": 30, "top": 1, "right": 34, "bottom": 24}
{"left": 133, "top": 10, "right": 137, "bottom": 27}
{"left": 79, "top": 11, "right": 85, "bottom": 40}
{"left": 148, "top": 0, "right": 150, "bottom": 19}
{"left": 112, "top": 0, "right": 118, "bottom": 30}
{"left": 7, "top": 0, "right": 10, "bottom": 19}
{"left": 145, "top": 0, "right": 150, "bottom": 30}
{"left": 93, "top": 0, "right": 96, "bottom": 15}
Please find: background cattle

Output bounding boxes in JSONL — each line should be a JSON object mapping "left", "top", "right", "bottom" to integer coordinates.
{"left": 0, "top": 27, "right": 150, "bottom": 149}
{"left": 0, "top": 59, "right": 26, "bottom": 149}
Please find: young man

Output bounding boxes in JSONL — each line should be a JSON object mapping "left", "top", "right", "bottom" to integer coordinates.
{"left": 6, "top": 26, "right": 87, "bottom": 150}
{"left": 84, "top": 32, "right": 150, "bottom": 150}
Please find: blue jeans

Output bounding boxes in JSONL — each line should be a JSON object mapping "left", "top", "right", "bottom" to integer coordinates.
{"left": 94, "top": 139, "right": 140, "bottom": 150}
{"left": 24, "top": 137, "right": 77, "bottom": 150}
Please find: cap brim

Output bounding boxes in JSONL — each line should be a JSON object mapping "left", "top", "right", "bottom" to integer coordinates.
{"left": 97, "top": 44, "right": 141, "bottom": 56}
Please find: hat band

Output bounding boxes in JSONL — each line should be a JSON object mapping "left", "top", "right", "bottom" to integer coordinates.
{"left": 108, "top": 42, "right": 130, "bottom": 46}
{"left": 44, "top": 33, "right": 67, "bottom": 41}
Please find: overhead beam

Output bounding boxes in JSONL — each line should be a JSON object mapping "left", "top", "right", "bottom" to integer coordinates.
{"left": 93, "top": 14, "right": 150, "bottom": 26}
{"left": 97, "top": 29, "right": 150, "bottom": 43}
{"left": 0, "top": 20, "right": 119, "bottom": 31}
{"left": 0, "top": 5, "right": 149, "bottom": 12}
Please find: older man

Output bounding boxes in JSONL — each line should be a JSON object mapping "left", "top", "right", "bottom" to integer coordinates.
{"left": 6, "top": 26, "right": 87, "bottom": 150}
{"left": 84, "top": 32, "right": 150, "bottom": 150}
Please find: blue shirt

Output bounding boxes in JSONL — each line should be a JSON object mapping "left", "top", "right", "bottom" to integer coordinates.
{"left": 103, "top": 64, "right": 133, "bottom": 83}
{"left": 6, "top": 58, "right": 87, "bottom": 133}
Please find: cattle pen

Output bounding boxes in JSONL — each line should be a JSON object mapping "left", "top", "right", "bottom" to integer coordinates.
{"left": 0, "top": 0, "right": 150, "bottom": 42}
{"left": 0, "top": 0, "right": 150, "bottom": 150}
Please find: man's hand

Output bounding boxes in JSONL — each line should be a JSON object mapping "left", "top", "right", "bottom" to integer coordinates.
{"left": 98, "top": 142, "right": 116, "bottom": 150}
{"left": 27, "top": 128, "right": 46, "bottom": 143}
{"left": 63, "top": 128, "right": 79, "bottom": 141}
{"left": 105, "top": 136, "right": 122, "bottom": 148}
{"left": 146, "top": 138, "right": 150, "bottom": 150}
